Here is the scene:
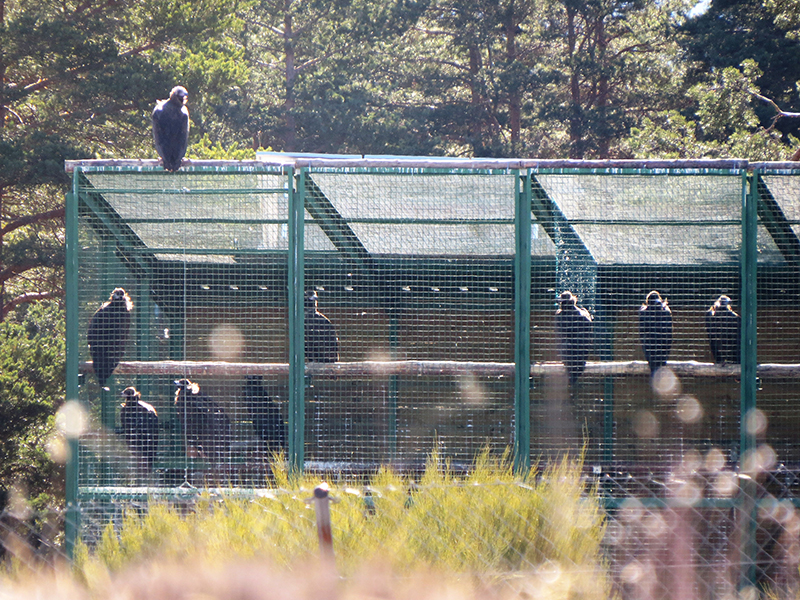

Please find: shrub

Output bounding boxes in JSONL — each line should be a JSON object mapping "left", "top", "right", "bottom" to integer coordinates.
{"left": 75, "top": 448, "right": 610, "bottom": 599}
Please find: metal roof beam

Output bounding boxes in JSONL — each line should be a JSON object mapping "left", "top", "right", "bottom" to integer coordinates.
{"left": 303, "top": 173, "right": 372, "bottom": 267}
{"left": 756, "top": 175, "right": 800, "bottom": 268}
{"left": 77, "top": 172, "right": 156, "bottom": 279}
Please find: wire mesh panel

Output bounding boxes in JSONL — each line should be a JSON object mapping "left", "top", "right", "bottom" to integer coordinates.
{"left": 750, "top": 168, "right": 800, "bottom": 593}
{"left": 64, "top": 158, "right": 800, "bottom": 598}
{"left": 529, "top": 167, "right": 754, "bottom": 600}
{"left": 75, "top": 167, "right": 292, "bottom": 501}
{"left": 756, "top": 171, "right": 800, "bottom": 466}
{"left": 301, "top": 168, "right": 541, "bottom": 469}
{"left": 528, "top": 168, "right": 759, "bottom": 473}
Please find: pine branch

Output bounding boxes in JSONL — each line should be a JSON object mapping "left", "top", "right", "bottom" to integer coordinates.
{"left": 1, "top": 207, "right": 65, "bottom": 236}
{"left": 18, "top": 42, "right": 160, "bottom": 100}
{"left": 2, "top": 290, "right": 64, "bottom": 319}
{"left": 0, "top": 259, "right": 43, "bottom": 285}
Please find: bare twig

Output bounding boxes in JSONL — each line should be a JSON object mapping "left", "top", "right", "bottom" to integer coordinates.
{"left": 752, "top": 93, "right": 800, "bottom": 161}
{"left": 752, "top": 92, "right": 800, "bottom": 128}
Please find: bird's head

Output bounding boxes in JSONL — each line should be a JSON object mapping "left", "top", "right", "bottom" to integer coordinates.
{"left": 715, "top": 295, "right": 732, "bottom": 309}
{"left": 170, "top": 86, "right": 188, "bottom": 105}
{"left": 646, "top": 290, "right": 663, "bottom": 306}
{"left": 121, "top": 386, "right": 140, "bottom": 405}
{"left": 174, "top": 378, "right": 200, "bottom": 398}
{"left": 305, "top": 289, "right": 319, "bottom": 310}
{"left": 109, "top": 287, "right": 133, "bottom": 311}
{"left": 558, "top": 290, "right": 577, "bottom": 307}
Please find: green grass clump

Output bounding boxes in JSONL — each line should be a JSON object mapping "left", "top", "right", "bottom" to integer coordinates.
{"left": 75, "top": 449, "right": 610, "bottom": 598}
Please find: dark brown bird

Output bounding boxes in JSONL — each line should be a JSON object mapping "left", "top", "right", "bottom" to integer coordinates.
{"left": 244, "top": 375, "right": 286, "bottom": 454}
{"left": 555, "top": 290, "right": 594, "bottom": 389}
{"left": 305, "top": 289, "right": 339, "bottom": 362}
{"left": 639, "top": 290, "right": 673, "bottom": 375}
{"left": 120, "top": 386, "right": 159, "bottom": 471}
{"left": 705, "top": 295, "right": 741, "bottom": 365}
{"left": 174, "top": 378, "right": 232, "bottom": 462}
{"left": 152, "top": 86, "right": 190, "bottom": 171}
{"left": 87, "top": 288, "right": 133, "bottom": 387}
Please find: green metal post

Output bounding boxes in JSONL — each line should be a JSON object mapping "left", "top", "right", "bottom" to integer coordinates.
{"left": 740, "top": 170, "right": 758, "bottom": 455}
{"left": 514, "top": 171, "right": 532, "bottom": 474}
{"left": 64, "top": 171, "right": 81, "bottom": 559}
{"left": 135, "top": 275, "right": 152, "bottom": 387}
{"left": 288, "top": 167, "right": 305, "bottom": 473}
{"left": 134, "top": 276, "right": 153, "bottom": 480}
{"left": 98, "top": 228, "right": 114, "bottom": 485}
{"left": 738, "top": 169, "right": 759, "bottom": 589}
{"left": 169, "top": 291, "right": 186, "bottom": 473}
{"left": 596, "top": 307, "right": 615, "bottom": 465}
{"left": 388, "top": 313, "right": 399, "bottom": 461}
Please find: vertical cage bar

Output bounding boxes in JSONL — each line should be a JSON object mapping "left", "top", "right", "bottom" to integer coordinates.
{"left": 98, "top": 237, "right": 115, "bottom": 483}
{"left": 738, "top": 169, "right": 759, "bottom": 589}
{"left": 514, "top": 170, "right": 531, "bottom": 473}
{"left": 288, "top": 166, "right": 305, "bottom": 472}
{"left": 596, "top": 306, "right": 615, "bottom": 465}
{"left": 741, "top": 170, "right": 759, "bottom": 441}
{"left": 388, "top": 313, "right": 399, "bottom": 460}
{"left": 64, "top": 170, "right": 81, "bottom": 559}
{"left": 134, "top": 275, "right": 152, "bottom": 402}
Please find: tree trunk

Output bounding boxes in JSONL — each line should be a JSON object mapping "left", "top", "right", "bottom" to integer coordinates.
{"left": 504, "top": 4, "right": 521, "bottom": 150}
{"left": 283, "top": 0, "right": 297, "bottom": 151}
{"left": 596, "top": 15, "right": 610, "bottom": 159}
{"left": 0, "top": 0, "right": 5, "bottom": 129}
{"left": 1, "top": 0, "right": 6, "bottom": 318}
{"left": 469, "top": 44, "right": 483, "bottom": 151}
{"left": 566, "top": 5, "right": 583, "bottom": 159}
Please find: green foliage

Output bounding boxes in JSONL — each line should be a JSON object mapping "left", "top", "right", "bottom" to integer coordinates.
{"left": 76, "top": 450, "right": 609, "bottom": 597}
{"left": 0, "top": 0, "right": 251, "bottom": 318}
{"left": 680, "top": 0, "right": 800, "bottom": 145}
{"left": 690, "top": 60, "right": 763, "bottom": 141}
{"left": 188, "top": 134, "right": 257, "bottom": 160}
{"left": 0, "top": 301, "right": 65, "bottom": 509}
{"left": 766, "top": 0, "right": 800, "bottom": 38}
{"left": 622, "top": 59, "right": 794, "bottom": 159}
{"left": 223, "top": 0, "right": 800, "bottom": 159}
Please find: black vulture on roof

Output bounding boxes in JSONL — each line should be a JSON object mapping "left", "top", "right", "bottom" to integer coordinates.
{"left": 555, "top": 290, "right": 594, "bottom": 390}
{"left": 87, "top": 287, "right": 133, "bottom": 387}
{"left": 639, "top": 290, "right": 673, "bottom": 375}
{"left": 244, "top": 375, "right": 286, "bottom": 454}
{"left": 120, "top": 386, "right": 159, "bottom": 472}
{"left": 173, "top": 378, "right": 232, "bottom": 462}
{"left": 305, "top": 289, "right": 339, "bottom": 363}
{"left": 152, "top": 86, "right": 189, "bottom": 172}
{"left": 705, "top": 295, "right": 741, "bottom": 365}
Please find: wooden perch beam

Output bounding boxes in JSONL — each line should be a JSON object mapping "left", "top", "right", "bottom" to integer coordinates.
{"left": 79, "top": 360, "right": 798, "bottom": 379}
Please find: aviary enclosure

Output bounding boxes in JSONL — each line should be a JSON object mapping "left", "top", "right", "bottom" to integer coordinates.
{"left": 64, "top": 156, "right": 800, "bottom": 594}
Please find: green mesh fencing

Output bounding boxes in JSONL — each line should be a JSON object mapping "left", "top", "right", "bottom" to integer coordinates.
{"left": 62, "top": 157, "right": 800, "bottom": 598}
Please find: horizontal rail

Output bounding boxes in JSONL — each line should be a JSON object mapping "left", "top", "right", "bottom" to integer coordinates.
{"left": 83, "top": 187, "right": 286, "bottom": 195}
{"left": 78, "top": 359, "right": 800, "bottom": 379}
{"left": 65, "top": 159, "right": 289, "bottom": 172}
{"left": 65, "top": 157, "right": 754, "bottom": 173}
{"left": 75, "top": 486, "right": 800, "bottom": 509}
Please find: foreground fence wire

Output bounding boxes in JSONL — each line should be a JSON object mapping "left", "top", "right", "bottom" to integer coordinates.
{"left": 49, "top": 156, "right": 800, "bottom": 598}
{"left": 3, "top": 468, "right": 800, "bottom": 600}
